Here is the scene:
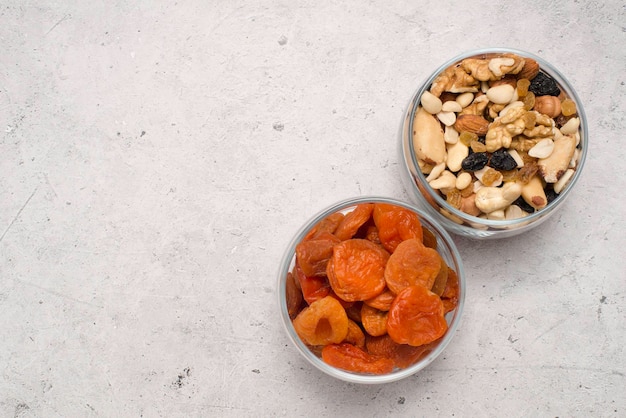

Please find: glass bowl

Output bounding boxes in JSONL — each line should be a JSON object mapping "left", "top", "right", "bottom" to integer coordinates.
{"left": 399, "top": 48, "right": 588, "bottom": 239}
{"left": 277, "top": 196, "right": 465, "bottom": 384}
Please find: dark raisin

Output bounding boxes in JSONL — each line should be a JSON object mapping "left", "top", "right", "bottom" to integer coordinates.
{"left": 461, "top": 152, "right": 488, "bottom": 171}
{"left": 529, "top": 72, "right": 561, "bottom": 97}
{"left": 513, "top": 196, "right": 535, "bottom": 214}
{"left": 488, "top": 148, "right": 518, "bottom": 171}
{"left": 545, "top": 187, "right": 558, "bottom": 204}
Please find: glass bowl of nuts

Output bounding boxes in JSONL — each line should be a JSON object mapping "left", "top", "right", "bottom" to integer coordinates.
{"left": 399, "top": 48, "right": 587, "bottom": 239}
{"left": 277, "top": 196, "right": 465, "bottom": 384}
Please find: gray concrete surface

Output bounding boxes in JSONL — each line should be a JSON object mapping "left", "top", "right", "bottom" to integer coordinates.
{"left": 1, "top": 1, "right": 624, "bottom": 417}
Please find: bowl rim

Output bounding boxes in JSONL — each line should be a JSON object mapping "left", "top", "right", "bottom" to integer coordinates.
{"left": 403, "top": 47, "right": 588, "bottom": 229}
{"left": 277, "top": 195, "right": 466, "bottom": 384}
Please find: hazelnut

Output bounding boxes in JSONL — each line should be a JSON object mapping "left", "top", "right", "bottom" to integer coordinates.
{"left": 533, "top": 95, "right": 562, "bottom": 118}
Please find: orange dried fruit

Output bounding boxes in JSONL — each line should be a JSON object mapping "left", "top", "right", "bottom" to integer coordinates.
{"left": 345, "top": 302, "right": 363, "bottom": 324}
{"left": 327, "top": 239, "right": 389, "bottom": 302}
{"left": 294, "top": 263, "right": 330, "bottom": 305}
{"left": 372, "top": 203, "right": 423, "bottom": 253}
{"left": 393, "top": 338, "right": 441, "bottom": 369}
{"left": 387, "top": 285, "right": 448, "bottom": 347}
{"left": 334, "top": 203, "right": 374, "bottom": 241}
{"left": 430, "top": 255, "right": 449, "bottom": 296}
{"left": 365, "top": 224, "right": 381, "bottom": 245}
{"left": 361, "top": 304, "right": 388, "bottom": 337}
{"left": 421, "top": 226, "right": 438, "bottom": 249}
{"left": 292, "top": 296, "right": 349, "bottom": 346}
{"left": 365, "top": 334, "right": 398, "bottom": 360}
{"left": 384, "top": 238, "right": 442, "bottom": 294}
{"left": 295, "top": 232, "right": 341, "bottom": 277}
{"left": 365, "top": 334, "right": 439, "bottom": 369}
{"left": 344, "top": 319, "right": 366, "bottom": 348}
{"left": 364, "top": 288, "right": 395, "bottom": 311}
{"left": 303, "top": 212, "right": 345, "bottom": 241}
{"left": 286, "top": 272, "right": 304, "bottom": 319}
{"left": 321, "top": 343, "right": 395, "bottom": 374}
{"left": 441, "top": 267, "right": 460, "bottom": 314}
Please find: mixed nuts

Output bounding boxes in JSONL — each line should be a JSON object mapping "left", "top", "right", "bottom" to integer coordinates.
{"left": 412, "top": 52, "right": 582, "bottom": 223}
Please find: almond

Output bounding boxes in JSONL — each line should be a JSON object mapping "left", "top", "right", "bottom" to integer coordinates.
{"left": 518, "top": 58, "right": 540, "bottom": 80}
{"left": 454, "top": 114, "right": 490, "bottom": 136}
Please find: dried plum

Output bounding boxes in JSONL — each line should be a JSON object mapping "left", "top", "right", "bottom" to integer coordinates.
{"left": 529, "top": 72, "right": 561, "bottom": 97}
{"left": 461, "top": 152, "right": 488, "bottom": 171}
{"left": 512, "top": 196, "right": 535, "bottom": 214}
{"left": 488, "top": 148, "right": 518, "bottom": 171}
{"left": 545, "top": 187, "right": 558, "bottom": 204}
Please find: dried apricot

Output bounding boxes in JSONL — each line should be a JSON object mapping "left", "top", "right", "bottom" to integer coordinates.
{"left": 345, "top": 302, "right": 363, "bottom": 324}
{"left": 393, "top": 338, "right": 440, "bottom": 369}
{"left": 292, "top": 296, "right": 349, "bottom": 346}
{"left": 294, "top": 263, "right": 330, "bottom": 305}
{"left": 365, "top": 334, "right": 398, "bottom": 360}
{"left": 295, "top": 232, "right": 341, "bottom": 277}
{"left": 287, "top": 203, "right": 461, "bottom": 374}
{"left": 327, "top": 290, "right": 354, "bottom": 309}
{"left": 344, "top": 319, "right": 366, "bottom": 348}
{"left": 430, "top": 255, "right": 449, "bottom": 296}
{"left": 384, "top": 238, "right": 442, "bottom": 294}
{"left": 327, "top": 239, "right": 389, "bottom": 302}
{"left": 334, "top": 203, "right": 374, "bottom": 241}
{"left": 286, "top": 272, "right": 304, "bottom": 319}
{"left": 303, "top": 212, "right": 345, "bottom": 241}
{"left": 373, "top": 204, "right": 423, "bottom": 253}
{"left": 365, "top": 224, "right": 381, "bottom": 245}
{"left": 321, "top": 343, "right": 394, "bottom": 374}
{"left": 441, "top": 267, "right": 460, "bottom": 314}
{"left": 387, "top": 285, "right": 447, "bottom": 347}
{"left": 361, "top": 304, "right": 388, "bottom": 337}
{"left": 364, "top": 288, "right": 395, "bottom": 311}
{"left": 421, "top": 226, "right": 438, "bottom": 249}
{"left": 365, "top": 334, "right": 439, "bottom": 369}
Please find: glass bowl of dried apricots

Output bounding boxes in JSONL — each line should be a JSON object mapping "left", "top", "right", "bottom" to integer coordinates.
{"left": 277, "top": 196, "right": 465, "bottom": 384}
{"left": 399, "top": 47, "right": 588, "bottom": 239}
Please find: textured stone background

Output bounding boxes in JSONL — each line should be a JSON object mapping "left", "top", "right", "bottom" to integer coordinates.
{"left": 1, "top": 1, "right": 624, "bottom": 417}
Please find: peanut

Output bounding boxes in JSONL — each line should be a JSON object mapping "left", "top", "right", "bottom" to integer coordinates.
{"left": 420, "top": 91, "right": 442, "bottom": 114}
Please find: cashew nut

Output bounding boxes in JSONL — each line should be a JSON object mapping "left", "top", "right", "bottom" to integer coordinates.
{"left": 429, "top": 170, "right": 456, "bottom": 190}
{"left": 474, "top": 182, "right": 522, "bottom": 214}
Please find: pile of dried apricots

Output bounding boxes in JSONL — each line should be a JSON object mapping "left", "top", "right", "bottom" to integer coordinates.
{"left": 286, "top": 202, "right": 459, "bottom": 374}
